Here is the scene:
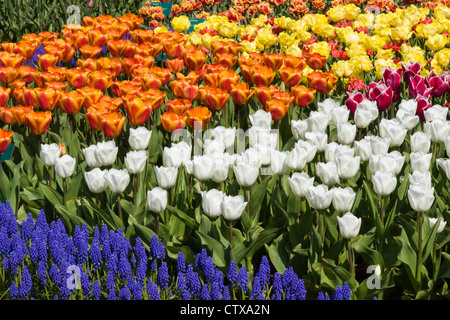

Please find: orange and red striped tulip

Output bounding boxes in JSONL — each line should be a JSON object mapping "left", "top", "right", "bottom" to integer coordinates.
{"left": 198, "top": 86, "right": 229, "bottom": 111}
{"left": 213, "top": 52, "right": 238, "bottom": 69}
{"left": 123, "top": 96, "right": 153, "bottom": 126}
{"left": 0, "top": 86, "right": 11, "bottom": 107}
{"left": 278, "top": 66, "right": 303, "bottom": 88}
{"left": 80, "top": 44, "right": 103, "bottom": 59}
{"left": 130, "top": 29, "right": 155, "bottom": 44}
{"left": 250, "top": 66, "right": 276, "bottom": 87}
{"left": 160, "top": 112, "right": 187, "bottom": 133}
{"left": 100, "top": 112, "right": 126, "bottom": 138}
{"left": 26, "top": 111, "right": 52, "bottom": 135}
{"left": 291, "top": 84, "right": 316, "bottom": 107}
{"left": 305, "top": 53, "right": 327, "bottom": 70}
{"left": 106, "top": 39, "right": 129, "bottom": 57}
{"left": 77, "top": 86, "right": 103, "bottom": 108}
{"left": 217, "top": 69, "right": 240, "bottom": 92}
{"left": 163, "top": 40, "right": 184, "bottom": 59}
{"left": 283, "top": 55, "right": 306, "bottom": 70}
{"left": 0, "top": 128, "right": 13, "bottom": 153}
{"left": 230, "top": 82, "right": 255, "bottom": 105}
{"left": 97, "top": 57, "right": 123, "bottom": 79}
{"left": 88, "top": 70, "right": 113, "bottom": 91}
{"left": 36, "top": 87, "right": 60, "bottom": 111}
{"left": 37, "top": 54, "right": 61, "bottom": 71}
{"left": 77, "top": 58, "right": 98, "bottom": 71}
{"left": 183, "top": 47, "right": 207, "bottom": 71}
{"left": 66, "top": 67, "right": 90, "bottom": 89}
{"left": 150, "top": 67, "right": 172, "bottom": 86}
{"left": 254, "top": 85, "right": 278, "bottom": 106}
{"left": 170, "top": 80, "right": 199, "bottom": 101}
{"left": 11, "top": 106, "right": 33, "bottom": 124}
{"left": 122, "top": 57, "right": 143, "bottom": 76}
{"left": 17, "top": 65, "right": 39, "bottom": 85}
{"left": 186, "top": 106, "right": 212, "bottom": 129}
{"left": 0, "top": 52, "right": 25, "bottom": 68}
{"left": 88, "top": 29, "right": 109, "bottom": 47}
{"left": 307, "top": 71, "right": 338, "bottom": 95}
{"left": 85, "top": 106, "right": 110, "bottom": 131}
{"left": 99, "top": 95, "right": 123, "bottom": 111}
{"left": 0, "top": 67, "right": 18, "bottom": 84}
{"left": 0, "top": 107, "right": 17, "bottom": 125}
{"left": 139, "top": 89, "right": 166, "bottom": 111}
{"left": 23, "top": 87, "right": 40, "bottom": 108}
{"left": 134, "top": 54, "right": 154, "bottom": 69}
{"left": 58, "top": 90, "right": 86, "bottom": 115}
{"left": 272, "top": 90, "right": 294, "bottom": 107}
{"left": 140, "top": 72, "right": 163, "bottom": 90}
{"left": 14, "top": 41, "right": 39, "bottom": 61}
{"left": 264, "top": 53, "right": 285, "bottom": 70}
{"left": 12, "top": 87, "right": 26, "bottom": 105}
{"left": 165, "top": 99, "right": 192, "bottom": 115}
{"left": 265, "top": 98, "right": 291, "bottom": 121}
{"left": 43, "top": 44, "right": 65, "bottom": 62}
{"left": 8, "top": 79, "right": 26, "bottom": 92}
{"left": 166, "top": 58, "right": 184, "bottom": 74}
{"left": 210, "top": 40, "right": 241, "bottom": 56}
{"left": 45, "top": 81, "right": 68, "bottom": 92}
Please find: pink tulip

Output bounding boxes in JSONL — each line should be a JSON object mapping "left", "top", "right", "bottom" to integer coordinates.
{"left": 345, "top": 90, "right": 364, "bottom": 115}
{"left": 382, "top": 67, "right": 402, "bottom": 101}
{"left": 425, "top": 71, "right": 449, "bottom": 97}
{"left": 415, "top": 94, "right": 432, "bottom": 122}
{"left": 402, "top": 61, "right": 421, "bottom": 82}
{"left": 365, "top": 81, "right": 393, "bottom": 112}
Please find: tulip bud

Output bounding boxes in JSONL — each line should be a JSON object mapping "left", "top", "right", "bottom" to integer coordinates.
{"left": 54, "top": 154, "right": 76, "bottom": 178}
{"left": 155, "top": 166, "right": 178, "bottom": 189}
{"left": 40, "top": 143, "right": 61, "bottom": 167}
{"left": 233, "top": 162, "right": 259, "bottom": 187}
{"left": 372, "top": 171, "right": 397, "bottom": 196}
{"left": 220, "top": 195, "right": 247, "bottom": 221}
{"left": 288, "top": 171, "right": 314, "bottom": 198}
{"left": 410, "top": 152, "right": 432, "bottom": 173}
{"left": 125, "top": 150, "right": 148, "bottom": 174}
{"left": 305, "top": 184, "right": 333, "bottom": 210}
{"left": 104, "top": 168, "right": 130, "bottom": 193}
{"left": 201, "top": 189, "right": 225, "bottom": 218}
{"left": 337, "top": 212, "right": 361, "bottom": 239}
{"left": 408, "top": 185, "right": 435, "bottom": 212}
{"left": 428, "top": 217, "right": 447, "bottom": 234}
{"left": 85, "top": 168, "right": 108, "bottom": 194}
{"left": 147, "top": 187, "right": 168, "bottom": 213}
{"left": 94, "top": 140, "right": 118, "bottom": 167}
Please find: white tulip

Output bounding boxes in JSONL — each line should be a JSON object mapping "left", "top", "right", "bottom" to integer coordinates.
{"left": 192, "top": 155, "right": 215, "bottom": 181}
{"left": 424, "top": 104, "right": 448, "bottom": 123}
{"left": 270, "top": 150, "right": 290, "bottom": 175}
{"left": 331, "top": 106, "right": 350, "bottom": 126}
{"left": 397, "top": 99, "right": 417, "bottom": 115}
{"left": 368, "top": 135, "right": 390, "bottom": 155}
{"left": 238, "top": 147, "right": 262, "bottom": 168}
{"left": 445, "top": 135, "right": 450, "bottom": 158}
{"left": 325, "top": 142, "right": 339, "bottom": 163}
{"left": 428, "top": 217, "right": 447, "bottom": 233}
{"left": 307, "top": 111, "right": 330, "bottom": 132}
{"left": 408, "top": 185, "right": 435, "bottom": 212}
{"left": 305, "top": 131, "right": 328, "bottom": 152}
{"left": 424, "top": 120, "right": 450, "bottom": 143}
{"left": 84, "top": 168, "right": 108, "bottom": 194}
{"left": 201, "top": 189, "right": 225, "bottom": 218}
{"left": 204, "top": 139, "right": 225, "bottom": 156}
{"left": 318, "top": 98, "right": 340, "bottom": 119}
{"left": 436, "top": 158, "right": 450, "bottom": 180}
{"left": 211, "top": 126, "right": 236, "bottom": 150}
{"left": 104, "top": 169, "right": 130, "bottom": 193}
{"left": 82, "top": 145, "right": 101, "bottom": 168}
{"left": 354, "top": 138, "right": 372, "bottom": 162}
{"left": 409, "top": 170, "right": 432, "bottom": 188}
{"left": 379, "top": 118, "right": 407, "bottom": 147}
{"left": 125, "top": 150, "right": 147, "bottom": 174}
{"left": 94, "top": 140, "right": 118, "bottom": 167}
{"left": 355, "top": 99, "right": 378, "bottom": 128}
{"left": 285, "top": 146, "right": 309, "bottom": 171}
{"left": 337, "top": 123, "right": 356, "bottom": 145}
{"left": 248, "top": 127, "right": 278, "bottom": 149}
{"left": 337, "top": 212, "right": 361, "bottom": 239}
{"left": 288, "top": 171, "right": 314, "bottom": 198}
{"left": 331, "top": 187, "right": 356, "bottom": 213}
{"left": 294, "top": 140, "right": 317, "bottom": 162}
{"left": 210, "top": 154, "right": 230, "bottom": 183}
{"left": 249, "top": 110, "right": 272, "bottom": 129}
{"left": 40, "top": 143, "right": 61, "bottom": 167}
{"left": 410, "top": 131, "right": 431, "bottom": 153}
{"left": 410, "top": 152, "right": 432, "bottom": 172}
{"left": 334, "top": 144, "right": 354, "bottom": 160}
{"left": 335, "top": 154, "right": 360, "bottom": 180}
{"left": 252, "top": 143, "right": 272, "bottom": 166}
{"left": 147, "top": 187, "right": 168, "bottom": 213}
{"left": 221, "top": 195, "right": 247, "bottom": 220}
{"left": 291, "top": 119, "right": 309, "bottom": 140}
{"left": 54, "top": 154, "right": 76, "bottom": 178}
{"left": 369, "top": 152, "right": 404, "bottom": 175}
{"left": 129, "top": 127, "right": 152, "bottom": 150}
{"left": 396, "top": 108, "right": 419, "bottom": 130}
{"left": 156, "top": 166, "right": 178, "bottom": 189}
{"left": 305, "top": 184, "right": 333, "bottom": 210}
{"left": 233, "top": 162, "right": 259, "bottom": 187}
{"left": 372, "top": 171, "right": 397, "bottom": 196}
{"left": 316, "top": 161, "right": 339, "bottom": 186}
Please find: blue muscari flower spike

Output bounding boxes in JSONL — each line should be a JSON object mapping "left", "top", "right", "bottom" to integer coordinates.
{"left": 9, "top": 281, "right": 18, "bottom": 300}
{"left": 108, "top": 289, "right": 116, "bottom": 300}
{"left": 37, "top": 260, "right": 48, "bottom": 286}
{"left": 89, "top": 239, "right": 102, "bottom": 271}
{"left": 250, "top": 275, "right": 264, "bottom": 300}
{"left": 106, "top": 270, "right": 116, "bottom": 292}
{"left": 237, "top": 265, "right": 248, "bottom": 293}
{"left": 35, "top": 209, "right": 49, "bottom": 235}
{"left": 211, "top": 281, "right": 221, "bottom": 300}
{"left": 134, "top": 237, "right": 147, "bottom": 264}
{"left": 80, "top": 270, "right": 91, "bottom": 299}
{"left": 271, "top": 272, "right": 283, "bottom": 300}
{"left": 282, "top": 267, "right": 306, "bottom": 300}
{"left": 317, "top": 291, "right": 330, "bottom": 300}
{"left": 20, "top": 213, "right": 34, "bottom": 242}
{"left": 333, "top": 285, "right": 343, "bottom": 300}
{"left": 185, "top": 264, "right": 201, "bottom": 298}
{"left": 157, "top": 261, "right": 169, "bottom": 291}
{"left": 227, "top": 260, "right": 238, "bottom": 286}
{"left": 0, "top": 226, "right": 10, "bottom": 257}
{"left": 200, "top": 284, "right": 211, "bottom": 300}
{"left": 221, "top": 285, "right": 230, "bottom": 300}
{"left": 176, "top": 251, "right": 186, "bottom": 275}
{"left": 195, "top": 248, "right": 207, "bottom": 271}
{"left": 49, "top": 263, "right": 61, "bottom": 287}
{"left": 136, "top": 260, "right": 147, "bottom": 286}
{"left": 92, "top": 279, "right": 102, "bottom": 300}
{"left": 118, "top": 286, "right": 131, "bottom": 300}
{"left": 129, "top": 277, "right": 143, "bottom": 300}
{"left": 342, "top": 282, "right": 351, "bottom": 300}
{"left": 19, "top": 266, "right": 32, "bottom": 300}
{"left": 118, "top": 251, "right": 132, "bottom": 282}
{"left": 256, "top": 255, "right": 271, "bottom": 287}
{"left": 147, "top": 279, "right": 160, "bottom": 300}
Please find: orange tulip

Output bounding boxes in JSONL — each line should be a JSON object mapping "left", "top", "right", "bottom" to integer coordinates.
{"left": 106, "top": 39, "right": 129, "bottom": 57}
{"left": 38, "top": 31, "right": 59, "bottom": 44}
{"left": 291, "top": 84, "right": 316, "bottom": 107}
{"left": 272, "top": 90, "right": 294, "bottom": 107}
{"left": 166, "top": 58, "right": 184, "bottom": 74}
{"left": 129, "top": 29, "right": 155, "bottom": 44}
{"left": 210, "top": 40, "right": 241, "bottom": 56}
{"left": 0, "top": 107, "right": 17, "bottom": 125}
{"left": 118, "top": 13, "right": 143, "bottom": 31}
{"left": 0, "top": 128, "right": 13, "bottom": 153}
{"left": 217, "top": 69, "right": 240, "bottom": 92}
{"left": 11, "top": 106, "right": 33, "bottom": 124}
{"left": 123, "top": 96, "right": 153, "bottom": 126}
{"left": 134, "top": 54, "right": 155, "bottom": 69}
{"left": 183, "top": 47, "right": 207, "bottom": 71}
{"left": 283, "top": 55, "right": 307, "bottom": 70}
{"left": 96, "top": 57, "right": 123, "bottom": 79}
{"left": 111, "top": 80, "right": 139, "bottom": 97}
{"left": 163, "top": 40, "right": 184, "bottom": 59}
{"left": 88, "top": 70, "right": 113, "bottom": 91}
{"left": 80, "top": 44, "right": 103, "bottom": 59}
{"left": 213, "top": 52, "right": 238, "bottom": 69}
{"left": 77, "top": 58, "right": 98, "bottom": 71}
{"left": 77, "top": 86, "right": 103, "bottom": 108}
{"left": 305, "top": 53, "right": 327, "bottom": 70}
{"left": 165, "top": 99, "right": 192, "bottom": 115}
{"left": 122, "top": 57, "right": 143, "bottom": 76}
{"left": 265, "top": 98, "right": 291, "bottom": 122}
{"left": 45, "top": 81, "right": 68, "bottom": 92}
{"left": 37, "top": 54, "right": 61, "bottom": 71}
{"left": 35, "top": 87, "right": 60, "bottom": 111}
{"left": 186, "top": 106, "right": 212, "bottom": 129}
{"left": 43, "top": 44, "right": 65, "bottom": 62}
{"left": 99, "top": 95, "right": 123, "bottom": 111}
{"left": 170, "top": 80, "right": 199, "bottom": 101}
{"left": 58, "top": 90, "right": 86, "bottom": 115}
{"left": 13, "top": 40, "right": 39, "bottom": 61}
{"left": 34, "top": 71, "right": 64, "bottom": 87}
{"left": 100, "top": 112, "right": 126, "bottom": 138}
{"left": 1, "top": 42, "right": 15, "bottom": 53}
{"left": 86, "top": 106, "right": 110, "bottom": 131}
{"left": 307, "top": 71, "right": 338, "bottom": 95}
{"left": 49, "top": 38, "right": 75, "bottom": 63}
{"left": 47, "top": 66, "right": 67, "bottom": 81}
{"left": 0, "top": 86, "right": 11, "bottom": 107}
{"left": 160, "top": 112, "right": 187, "bottom": 133}
{"left": 17, "top": 65, "right": 39, "bottom": 85}
{"left": 149, "top": 66, "right": 172, "bottom": 86}
{"left": 66, "top": 67, "right": 90, "bottom": 89}
{"left": 250, "top": 66, "right": 276, "bottom": 87}
{"left": 0, "top": 52, "right": 25, "bottom": 68}
{"left": 8, "top": 79, "right": 26, "bottom": 91}
{"left": 230, "top": 82, "right": 255, "bottom": 105}
{"left": 0, "top": 67, "right": 18, "bottom": 84}
{"left": 278, "top": 66, "right": 303, "bottom": 88}
{"left": 23, "top": 87, "right": 40, "bottom": 107}
{"left": 88, "top": 29, "right": 109, "bottom": 47}
{"left": 72, "top": 30, "right": 90, "bottom": 51}
{"left": 264, "top": 53, "right": 285, "bottom": 70}
{"left": 138, "top": 89, "right": 166, "bottom": 111}
{"left": 26, "top": 111, "right": 52, "bottom": 135}
{"left": 140, "top": 72, "right": 163, "bottom": 90}
{"left": 112, "top": 21, "right": 131, "bottom": 39}
{"left": 254, "top": 85, "right": 279, "bottom": 106}
{"left": 135, "top": 42, "right": 163, "bottom": 58}
{"left": 176, "top": 71, "right": 201, "bottom": 86}
{"left": 198, "top": 86, "right": 229, "bottom": 111}
{"left": 12, "top": 87, "right": 26, "bottom": 105}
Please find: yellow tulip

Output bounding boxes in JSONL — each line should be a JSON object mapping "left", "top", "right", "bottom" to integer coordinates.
{"left": 171, "top": 16, "right": 191, "bottom": 33}
{"left": 433, "top": 48, "right": 450, "bottom": 68}
{"left": 278, "top": 31, "right": 298, "bottom": 48}
{"left": 240, "top": 40, "right": 259, "bottom": 54}
{"left": 344, "top": 4, "right": 361, "bottom": 21}
{"left": 425, "top": 34, "right": 448, "bottom": 52}
{"left": 309, "top": 41, "right": 331, "bottom": 59}
{"left": 218, "top": 21, "right": 239, "bottom": 38}
{"left": 331, "top": 60, "right": 355, "bottom": 78}
{"left": 327, "top": 6, "right": 346, "bottom": 22}
{"left": 345, "top": 43, "right": 366, "bottom": 59}
{"left": 391, "top": 25, "right": 413, "bottom": 41}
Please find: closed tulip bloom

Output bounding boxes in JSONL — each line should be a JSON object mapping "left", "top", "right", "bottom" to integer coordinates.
{"left": 324, "top": 142, "right": 339, "bottom": 163}
{"left": 372, "top": 171, "right": 397, "bottom": 196}
{"left": 66, "top": 68, "right": 89, "bottom": 89}
{"left": 104, "top": 168, "right": 130, "bottom": 193}
{"left": 160, "top": 112, "right": 187, "bottom": 133}
{"left": 210, "top": 155, "right": 230, "bottom": 183}
{"left": 238, "top": 147, "right": 263, "bottom": 168}
{"left": 288, "top": 171, "right": 314, "bottom": 198}
{"left": 183, "top": 48, "right": 207, "bottom": 71}
{"left": 332, "top": 187, "right": 356, "bottom": 213}
{"left": 265, "top": 98, "right": 291, "bottom": 122}
{"left": 423, "top": 104, "right": 448, "bottom": 123}
{"left": 0, "top": 86, "right": 11, "bottom": 107}
{"left": 221, "top": 195, "right": 247, "bottom": 221}
{"left": 337, "top": 123, "right": 356, "bottom": 145}
{"left": 35, "top": 87, "right": 60, "bottom": 111}
{"left": 192, "top": 155, "right": 214, "bottom": 181}
{"left": 58, "top": 90, "right": 85, "bottom": 115}
{"left": 307, "top": 70, "right": 338, "bottom": 95}
{"left": 424, "top": 120, "right": 450, "bottom": 144}
{"left": 250, "top": 66, "right": 276, "bottom": 87}
{"left": 85, "top": 168, "right": 108, "bottom": 194}
{"left": 307, "top": 111, "right": 329, "bottom": 133}
{"left": 0, "top": 128, "right": 13, "bottom": 154}
{"left": 26, "top": 111, "right": 52, "bottom": 135}
{"left": 128, "top": 127, "right": 151, "bottom": 151}
{"left": 147, "top": 187, "right": 168, "bottom": 213}
{"left": 125, "top": 150, "right": 147, "bottom": 175}
{"left": 204, "top": 139, "right": 225, "bottom": 156}
{"left": 54, "top": 154, "right": 76, "bottom": 178}
{"left": 437, "top": 158, "right": 450, "bottom": 180}
{"left": 202, "top": 189, "right": 225, "bottom": 218}
{"left": 305, "top": 131, "right": 328, "bottom": 152}
{"left": 233, "top": 162, "right": 259, "bottom": 187}
{"left": 354, "top": 138, "right": 372, "bottom": 162}
{"left": 101, "top": 112, "right": 126, "bottom": 139}
{"left": 316, "top": 161, "right": 339, "bottom": 186}
{"left": 379, "top": 119, "right": 407, "bottom": 147}
{"left": 369, "top": 151, "right": 405, "bottom": 175}
{"left": 40, "top": 143, "right": 61, "bottom": 167}
{"left": 336, "top": 154, "right": 360, "bottom": 180}
{"left": 291, "top": 84, "right": 316, "bottom": 108}
{"left": 165, "top": 99, "right": 191, "bottom": 115}
{"left": 428, "top": 217, "right": 447, "bottom": 234}
{"left": 38, "top": 54, "right": 60, "bottom": 71}
{"left": 270, "top": 150, "right": 290, "bottom": 175}
{"left": 337, "top": 212, "right": 361, "bottom": 239}
{"left": 254, "top": 85, "right": 278, "bottom": 107}
{"left": 82, "top": 145, "right": 101, "bottom": 168}
{"left": 409, "top": 170, "right": 432, "bottom": 188}
{"left": 285, "top": 146, "right": 309, "bottom": 171}
{"left": 230, "top": 82, "right": 255, "bottom": 105}
{"left": 354, "top": 99, "right": 378, "bottom": 128}
{"left": 279, "top": 66, "right": 302, "bottom": 88}
{"left": 154, "top": 165, "right": 177, "bottom": 189}
{"left": 198, "top": 86, "right": 229, "bottom": 111}
{"left": 396, "top": 108, "right": 419, "bottom": 130}
{"left": 211, "top": 126, "right": 236, "bottom": 150}
{"left": 94, "top": 140, "right": 118, "bottom": 167}
{"left": 408, "top": 185, "right": 435, "bottom": 212}
{"left": 163, "top": 142, "right": 191, "bottom": 168}
{"left": 186, "top": 106, "right": 212, "bottom": 130}
{"left": 249, "top": 110, "right": 272, "bottom": 129}
{"left": 123, "top": 96, "right": 152, "bottom": 126}
{"left": 305, "top": 184, "right": 333, "bottom": 210}
{"left": 368, "top": 136, "right": 390, "bottom": 155}
{"left": 85, "top": 107, "right": 109, "bottom": 131}
{"left": 217, "top": 70, "right": 240, "bottom": 93}
{"left": 331, "top": 106, "right": 350, "bottom": 126}
{"left": 410, "top": 152, "right": 432, "bottom": 172}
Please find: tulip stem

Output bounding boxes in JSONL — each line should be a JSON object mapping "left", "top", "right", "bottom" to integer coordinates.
{"left": 229, "top": 220, "right": 233, "bottom": 248}
{"left": 134, "top": 173, "right": 139, "bottom": 206}
{"left": 63, "top": 179, "right": 67, "bottom": 206}
{"left": 380, "top": 196, "right": 384, "bottom": 225}
{"left": 117, "top": 196, "right": 122, "bottom": 223}
{"left": 348, "top": 239, "right": 355, "bottom": 279}
{"left": 48, "top": 167, "right": 52, "bottom": 188}
{"left": 416, "top": 211, "right": 423, "bottom": 285}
